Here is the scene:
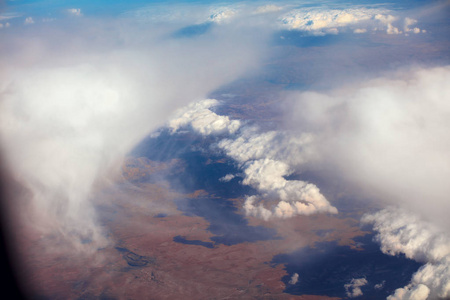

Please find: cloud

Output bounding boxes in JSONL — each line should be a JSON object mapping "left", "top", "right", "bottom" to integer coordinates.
{"left": 0, "top": 15, "right": 265, "bottom": 254}
{"left": 388, "top": 284, "right": 431, "bottom": 300}
{"left": 279, "top": 7, "right": 424, "bottom": 36}
{"left": 254, "top": 5, "right": 283, "bottom": 15}
{"left": 344, "top": 278, "right": 368, "bottom": 298}
{"left": 241, "top": 158, "right": 337, "bottom": 220}
{"left": 0, "top": 13, "right": 20, "bottom": 21}
{"left": 374, "top": 14, "right": 401, "bottom": 34}
{"left": 353, "top": 28, "right": 367, "bottom": 34}
{"left": 67, "top": 8, "right": 82, "bottom": 17}
{"left": 289, "top": 273, "right": 299, "bottom": 285}
{"left": 168, "top": 101, "right": 337, "bottom": 220}
{"left": 208, "top": 7, "right": 237, "bottom": 24}
{"left": 286, "top": 66, "right": 450, "bottom": 228}
{"left": 285, "top": 65, "right": 450, "bottom": 298}
{"left": 362, "top": 208, "right": 450, "bottom": 299}
{"left": 403, "top": 18, "right": 424, "bottom": 34}
{"left": 168, "top": 99, "right": 241, "bottom": 135}
{"left": 24, "top": 17, "right": 34, "bottom": 25}
{"left": 280, "top": 7, "right": 381, "bottom": 33}
{"left": 219, "top": 174, "right": 235, "bottom": 182}
{"left": 374, "top": 280, "right": 385, "bottom": 290}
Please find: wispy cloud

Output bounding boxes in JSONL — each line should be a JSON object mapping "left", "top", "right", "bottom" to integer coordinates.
{"left": 345, "top": 278, "right": 368, "bottom": 298}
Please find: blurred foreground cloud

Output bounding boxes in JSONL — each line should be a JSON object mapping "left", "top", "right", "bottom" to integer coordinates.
{"left": 0, "top": 16, "right": 266, "bottom": 253}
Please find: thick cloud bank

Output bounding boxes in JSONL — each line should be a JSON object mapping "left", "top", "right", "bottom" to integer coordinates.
{"left": 286, "top": 66, "right": 450, "bottom": 299}
{"left": 362, "top": 208, "right": 450, "bottom": 300}
{"left": 0, "top": 18, "right": 264, "bottom": 253}
{"left": 287, "top": 66, "right": 450, "bottom": 228}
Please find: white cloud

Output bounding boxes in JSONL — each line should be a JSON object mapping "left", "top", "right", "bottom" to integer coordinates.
{"left": 208, "top": 7, "right": 237, "bottom": 24}
{"left": 289, "top": 273, "right": 299, "bottom": 285}
{"left": 345, "top": 278, "right": 368, "bottom": 298}
{"left": 219, "top": 174, "right": 235, "bottom": 182}
{"left": 0, "top": 16, "right": 264, "bottom": 254}
{"left": 286, "top": 66, "right": 450, "bottom": 298}
{"left": 0, "top": 22, "right": 10, "bottom": 28}
{"left": 241, "top": 158, "right": 337, "bottom": 220}
{"left": 167, "top": 100, "right": 337, "bottom": 220}
{"left": 217, "top": 127, "right": 336, "bottom": 220}
{"left": 254, "top": 5, "right": 283, "bottom": 14}
{"left": 24, "top": 17, "right": 34, "bottom": 25}
{"left": 363, "top": 208, "right": 450, "bottom": 299}
{"left": 279, "top": 7, "right": 424, "bottom": 36}
{"left": 168, "top": 99, "right": 241, "bottom": 135}
{"left": 67, "top": 8, "right": 82, "bottom": 16}
{"left": 280, "top": 8, "right": 382, "bottom": 34}
{"left": 286, "top": 66, "right": 450, "bottom": 228}
{"left": 374, "top": 14, "right": 402, "bottom": 34}
{"left": 374, "top": 280, "right": 385, "bottom": 290}
{"left": 404, "top": 18, "right": 422, "bottom": 34}
{"left": 0, "top": 13, "right": 20, "bottom": 21}
{"left": 388, "top": 284, "right": 430, "bottom": 300}
{"left": 218, "top": 127, "right": 316, "bottom": 167}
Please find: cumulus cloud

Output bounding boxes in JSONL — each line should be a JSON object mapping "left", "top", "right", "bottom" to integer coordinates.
{"left": 219, "top": 174, "right": 235, "bottom": 182}
{"left": 388, "top": 284, "right": 431, "bottom": 300}
{"left": 168, "top": 100, "right": 337, "bottom": 220}
{"left": 374, "top": 280, "right": 385, "bottom": 290}
{"left": 0, "top": 16, "right": 265, "bottom": 254}
{"left": 404, "top": 18, "right": 423, "bottom": 34}
{"left": 344, "top": 278, "right": 368, "bottom": 298}
{"left": 208, "top": 7, "right": 237, "bottom": 24}
{"left": 168, "top": 99, "right": 241, "bottom": 135}
{"left": 24, "top": 17, "right": 34, "bottom": 25}
{"left": 67, "top": 8, "right": 82, "bottom": 17}
{"left": 241, "top": 158, "right": 337, "bottom": 220}
{"left": 279, "top": 7, "right": 424, "bottom": 36}
{"left": 362, "top": 208, "right": 450, "bottom": 299}
{"left": 374, "top": 14, "right": 401, "bottom": 34}
{"left": 280, "top": 7, "right": 381, "bottom": 34}
{"left": 289, "top": 273, "right": 299, "bottom": 285}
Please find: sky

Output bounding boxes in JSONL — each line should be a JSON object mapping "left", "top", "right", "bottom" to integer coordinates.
{"left": 0, "top": 0, "right": 449, "bottom": 299}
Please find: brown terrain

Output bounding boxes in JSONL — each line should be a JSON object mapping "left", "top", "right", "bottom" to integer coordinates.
{"left": 6, "top": 157, "right": 369, "bottom": 299}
